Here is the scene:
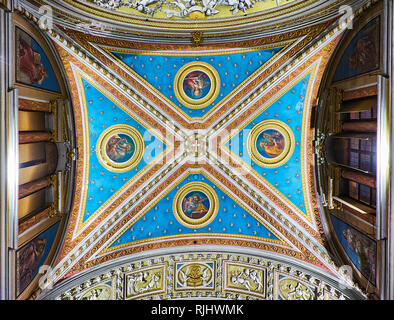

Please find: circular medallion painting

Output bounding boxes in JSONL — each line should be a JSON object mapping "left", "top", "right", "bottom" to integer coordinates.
{"left": 173, "top": 182, "right": 218, "bottom": 228}
{"left": 97, "top": 124, "right": 144, "bottom": 172}
{"left": 174, "top": 62, "right": 220, "bottom": 109}
{"left": 247, "top": 120, "right": 295, "bottom": 168}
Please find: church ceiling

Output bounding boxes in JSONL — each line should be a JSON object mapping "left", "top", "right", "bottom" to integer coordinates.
{"left": 31, "top": 15, "right": 356, "bottom": 284}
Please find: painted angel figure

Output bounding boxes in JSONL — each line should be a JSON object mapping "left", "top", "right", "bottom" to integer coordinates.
{"left": 182, "top": 194, "right": 209, "bottom": 218}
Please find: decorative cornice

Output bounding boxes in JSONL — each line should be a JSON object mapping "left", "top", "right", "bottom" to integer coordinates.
{"left": 16, "top": 0, "right": 371, "bottom": 41}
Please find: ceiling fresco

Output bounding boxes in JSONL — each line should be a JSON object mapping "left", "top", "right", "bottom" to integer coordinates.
{"left": 90, "top": 0, "right": 299, "bottom": 20}
{"left": 20, "top": 0, "right": 352, "bottom": 39}
{"left": 4, "top": 0, "right": 385, "bottom": 301}
{"left": 223, "top": 71, "right": 312, "bottom": 219}
{"left": 74, "top": 72, "right": 170, "bottom": 231}
{"left": 37, "top": 15, "right": 351, "bottom": 284}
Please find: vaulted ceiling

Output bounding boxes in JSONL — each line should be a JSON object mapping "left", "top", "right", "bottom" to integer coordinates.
{"left": 14, "top": 0, "right": 376, "bottom": 294}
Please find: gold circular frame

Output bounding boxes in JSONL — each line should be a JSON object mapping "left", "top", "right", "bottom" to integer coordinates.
{"left": 247, "top": 120, "right": 295, "bottom": 168}
{"left": 96, "top": 124, "right": 144, "bottom": 173}
{"left": 173, "top": 182, "right": 219, "bottom": 229}
{"left": 174, "top": 62, "right": 220, "bottom": 109}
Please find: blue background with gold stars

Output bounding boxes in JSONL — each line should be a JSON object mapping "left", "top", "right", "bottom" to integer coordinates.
{"left": 110, "top": 172, "right": 280, "bottom": 248}
{"left": 225, "top": 74, "right": 311, "bottom": 216}
{"left": 110, "top": 47, "right": 283, "bottom": 118}
{"left": 17, "top": 221, "right": 60, "bottom": 294}
{"left": 82, "top": 78, "right": 167, "bottom": 224}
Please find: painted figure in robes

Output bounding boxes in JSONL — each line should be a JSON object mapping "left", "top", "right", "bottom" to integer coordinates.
{"left": 259, "top": 130, "right": 285, "bottom": 158}
{"left": 18, "top": 38, "right": 48, "bottom": 85}
{"left": 18, "top": 237, "right": 47, "bottom": 291}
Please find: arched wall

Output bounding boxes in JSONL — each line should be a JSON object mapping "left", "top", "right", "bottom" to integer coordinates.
{"left": 314, "top": 0, "right": 389, "bottom": 299}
